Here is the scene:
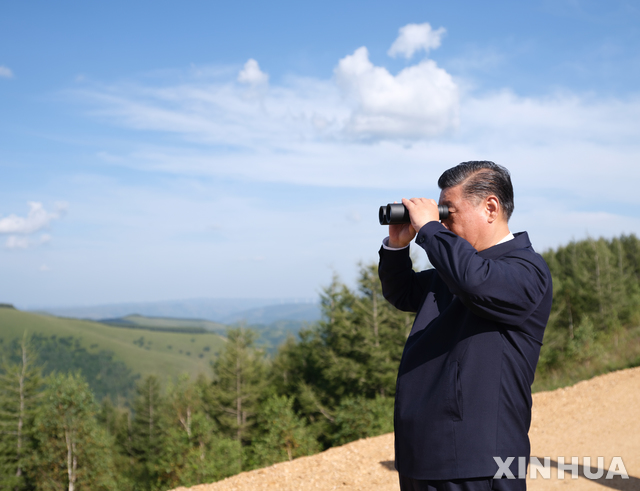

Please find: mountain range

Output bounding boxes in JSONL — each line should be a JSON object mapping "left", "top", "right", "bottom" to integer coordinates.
{"left": 29, "top": 297, "right": 321, "bottom": 325}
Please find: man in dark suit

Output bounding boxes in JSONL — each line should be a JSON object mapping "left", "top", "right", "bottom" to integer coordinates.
{"left": 378, "top": 161, "right": 552, "bottom": 491}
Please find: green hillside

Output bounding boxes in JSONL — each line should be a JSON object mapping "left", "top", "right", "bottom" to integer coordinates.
{"left": 0, "top": 308, "right": 226, "bottom": 382}
{"left": 98, "top": 313, "right": 307, "bottom": 352}
{"left": 99, "top": 314, "right": 227, "bottom": 333}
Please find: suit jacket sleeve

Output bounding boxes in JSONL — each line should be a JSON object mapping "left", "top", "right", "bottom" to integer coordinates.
{"left": 416, "top": 221, "right": 551, "bottom": 326}
{"left": 378, "top": 242, "right": 438, "bottom": 313}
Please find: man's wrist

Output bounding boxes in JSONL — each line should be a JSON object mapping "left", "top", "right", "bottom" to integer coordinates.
{"left": 389, "top": 239, "right": 410, "bottom": 248}
{"left": 382, "top": 237, "right": 410, "bottom": 251}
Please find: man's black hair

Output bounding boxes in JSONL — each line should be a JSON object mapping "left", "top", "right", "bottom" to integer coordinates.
{"left": 438, "top": 161, "right": 514, "bottom": 221}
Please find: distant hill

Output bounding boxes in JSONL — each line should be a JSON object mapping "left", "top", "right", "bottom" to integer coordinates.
{"left": 1, "top": 300, "right": 321, "bottom": 399}
{"left": 0, "top": 307, "right": 315, "bottom": 402}
{"left": 96, "top": 313, "right": 315, "bottom": 352}
{"left": 99, "top": 314, "right": 228, "bottom": 334}
{"left": 0, "top": 308, "right": 226, "bottom": 383}
{"left": 29, "top": 297, "right": 319, "bottom": 324}
{"left": 219, "top": 302, "right": 320, "bottom": 324}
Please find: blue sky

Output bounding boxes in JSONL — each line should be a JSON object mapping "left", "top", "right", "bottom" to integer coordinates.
{"left": 2, "top": 0, "right": 640, "bottom": 308}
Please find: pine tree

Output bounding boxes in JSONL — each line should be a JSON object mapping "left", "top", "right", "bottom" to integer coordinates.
{"left": 0, "top": 334, "right": 41, "bottom": 491}
{"left": 97, "top": 398, "right": 135, "bottom": 491}
{"left": 207, "top": 327, "right": 266, "bottom": 470}
{"left": 32, "top": 372, "right": 117, "bottom": 491}
{"left": 313, "top": 275, "right": 363, "bottom": 400}
{"left": 290, "top": 267, "right": 409, "bottom": 404}
{"left": 161, "top": 374, "right": 240, "bottom": 488}
{"left": 268, "top": 265, "right": 412, "bottom": 447}
{"left": 267, "top": 276, "right": 358, "bottom": 441}
{"left": 128, "top": 375, "right": 168, "bottom": 490}
{"left": 352, "top": 262, "right": 411, "bottom": 398}
{"left": 617, "top": 235, "right": 640, "bottom": 325}
{"left": 268, "top": 334, "right": 336, "bottom": 445}
{"left": 331, "top": 395, "right": 394, "bottom": 446}
{"left": 249, "top": 395, "right": 319, "bottom": 467}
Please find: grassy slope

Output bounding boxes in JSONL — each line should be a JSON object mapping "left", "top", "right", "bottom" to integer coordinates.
{"left": 101, "top": 314, "right": 227, "bottom": 332}
{"left": 101, "top": 314, "right": 309, "bottom": 353}
{"left": 0, "top": 309, "right": 226, "bottom": 381}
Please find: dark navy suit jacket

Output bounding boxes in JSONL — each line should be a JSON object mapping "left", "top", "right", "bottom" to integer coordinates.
{"left": 378, "top": 221, "right": 552, "bottom": 480}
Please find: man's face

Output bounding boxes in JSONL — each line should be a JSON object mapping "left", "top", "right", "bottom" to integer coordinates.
{"left": 438, "top": 184, "right": 487, "bottom": 249}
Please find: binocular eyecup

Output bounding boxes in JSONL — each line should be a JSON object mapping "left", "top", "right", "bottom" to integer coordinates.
{"left": 379, "top": 203, "right": 450, "bottom": 225}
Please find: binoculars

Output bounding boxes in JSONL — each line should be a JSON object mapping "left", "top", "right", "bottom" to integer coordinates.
{"left": 379, "top": 203, "right": 450, "bottom": 225}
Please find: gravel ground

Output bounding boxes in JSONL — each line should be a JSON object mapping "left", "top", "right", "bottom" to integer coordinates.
{"left": 171, "top": 366, "right": 640, "bottom": 491}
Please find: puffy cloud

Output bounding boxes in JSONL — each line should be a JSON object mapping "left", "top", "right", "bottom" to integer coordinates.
{"left": 0, "top": 66, "right": 13, "bottom": 79}
{"left": 388, "top": 23, "right": 446, "bottom": 59}
{"left": 84, "top": 34, "right": 459, "bottom": 145}
{"left": 237, "top": 59, "right": 269, "bottom": 85}
{"left": 335, "top": 46, "right": 459, "bottom": 140}
{"left": 0, "top": 203, "right": 65, "bottom": 249}
{"left": 75, "top": 24, "right": 640, "bottom": 221}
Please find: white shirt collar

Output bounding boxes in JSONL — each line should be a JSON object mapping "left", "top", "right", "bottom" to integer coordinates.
{"left": 496, "top": 232, "right": 515, "bottom": 245}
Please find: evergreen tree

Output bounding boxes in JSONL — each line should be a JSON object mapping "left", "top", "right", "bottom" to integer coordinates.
{"left": 249, "top": 395, "right": 319, "bottom": 467}
{"left": 160, "top": 375, "right": 240, "bottom": 488}
{"left": 206, "top": 327, "right": 266, "bottom": 470}
{"left": 268, "top": 265, "right": 412, "bottom": 447}
{"left": 127, "top": 375, "right": 168, "bottom": 490}
{"left": 32, "top": 372, "right": 117, "bottom": 491}
{"left": 610, "top": 236, "right": 640, "bottom": 327}
{"left": 351, "top": 263, "right": 411, "bottom": 398}
{"left": 536, "top": 233, "right": 640, "bottom": 387}
{"left": 3, "top": 334, "right": 139, "bottom": 403}
{"left": 266, "top": 277, "right": 354, "bottom": 443}
{"left": 0, "top": 334, "right": 41, "bottom": 491}
{"left": 268, "top": 334, "right": 335, "bottom": 444}
{"left": 313, "top": 275, "right": 362, "bottom": 400}
{"left": 331, "top": 395, "right": 394, "bottom": 446}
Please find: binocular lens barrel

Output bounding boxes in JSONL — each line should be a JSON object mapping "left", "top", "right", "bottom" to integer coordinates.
{"left": 379, "top": 203, "right": 449, "bottom": 225}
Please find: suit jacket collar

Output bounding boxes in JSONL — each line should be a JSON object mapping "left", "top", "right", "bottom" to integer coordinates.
{"left": 478, "top": 231, "right": 532, "bottom": 259}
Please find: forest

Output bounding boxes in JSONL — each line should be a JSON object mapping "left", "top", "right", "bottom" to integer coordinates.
{"left": 1, "top": 233, "right": 640, "bottom": 490}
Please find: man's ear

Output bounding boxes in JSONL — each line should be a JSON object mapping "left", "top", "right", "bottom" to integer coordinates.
{"left": 485, "top": 196, "right": 500, "bottom": 223}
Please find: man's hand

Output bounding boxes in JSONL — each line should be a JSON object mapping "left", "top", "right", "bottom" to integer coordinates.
{"left": 389, "top": 221, "right": 416, "bottom": 248}
{"left": 388, "top": 198, "right": 440, "bottom": 248}
{"left": 403, "top": 197, "right": 440, "bottom": 231}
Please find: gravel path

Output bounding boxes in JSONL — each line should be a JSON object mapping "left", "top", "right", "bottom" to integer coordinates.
{"left": 171, "top": 366, "right": 640, "bottom": 491}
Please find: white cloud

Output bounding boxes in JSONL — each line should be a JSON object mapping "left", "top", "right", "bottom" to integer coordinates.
{"left": 388, "top": 23, "right": 446, "bottom": 59}
{"left": 0, "top": 203, "right": 66, "bottom": 249}
{"left": 0, "top": 202, "right": 65, "bottom": 234}
{"left": 81, "top": 74, "right": 640, "bottom": 202}
{"left": 75, "top": 26, "right": 640, "bottom": 235}
{"left": 82, "top": 40, "right": 458, "bottom": 145}
{"left": 0, "top": 66, "right": 13, "bottom": 79}
{"left": 335, "top": 46, "right": 459, "bottom": 140}
{"left": 237, "top": 59, "right": 269, "bottom": 85}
